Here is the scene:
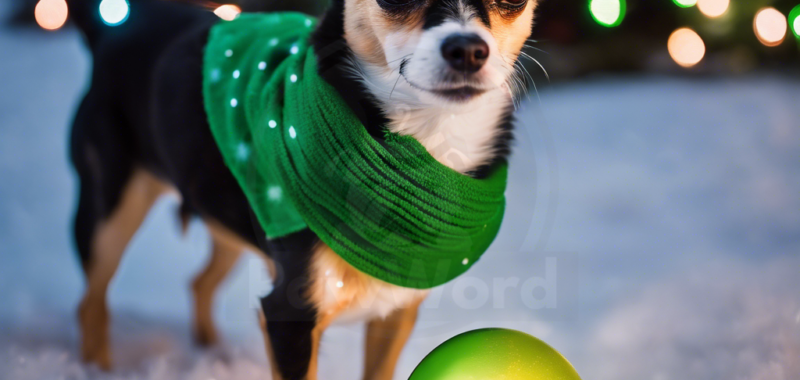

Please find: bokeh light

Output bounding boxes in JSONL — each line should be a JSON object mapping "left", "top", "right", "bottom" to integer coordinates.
{"left": 99, "top": 0, "right": 130, "bottom": 26}
{"left": 697, "top": 0, "right": 729, "bottom": 18}
{"left": 754, "top": 8, "right": 787, "bottom": 47}
{"left": 789, "top": 5, "right": 800, "bottom": 39}
{"left": 34, "top": 0, "right": 68, "bottom": 31}
{"left": 795, "top": 16, "right": 800, "bottom": 37}
{"left": 214, "top": 4, "right": 241, "bottom": 21}
{"left": 590, "top": 0, "right": 626, "bottom": 27}
{"left": 672, "top": 0, "right": 697, "bottom": 8}
{"left": 668, "top": 28, "right": 706, "bottom": 68}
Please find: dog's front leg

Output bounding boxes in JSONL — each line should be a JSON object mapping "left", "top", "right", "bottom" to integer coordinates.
{"left": 260, "top": 288, "right": 345, "bottom": 380}
{"left": 363, "top": 296, "right": 426, "bottom": 380}
{"left": 258, "top": 237, "right": 350, "bottom": 380}
{"left": 260, "top": 285, "right": 317, "bottom": 380}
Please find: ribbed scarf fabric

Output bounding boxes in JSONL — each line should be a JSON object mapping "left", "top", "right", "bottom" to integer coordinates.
{"left": 203, "top": 13, "right": 508, "bottom": 289}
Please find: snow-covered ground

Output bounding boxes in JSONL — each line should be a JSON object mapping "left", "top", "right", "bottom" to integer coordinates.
{"left": 1, "top": 12, "right": 799, "bottom": 380}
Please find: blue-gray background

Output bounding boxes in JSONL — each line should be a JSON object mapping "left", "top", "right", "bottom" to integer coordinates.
{"left": 1, "top": 3, "right": 799, "bottom": 379}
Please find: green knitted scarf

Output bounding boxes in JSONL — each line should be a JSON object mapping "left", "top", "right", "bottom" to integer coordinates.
{"left": 203, "top": 13, "right": 508, "bottom": 289}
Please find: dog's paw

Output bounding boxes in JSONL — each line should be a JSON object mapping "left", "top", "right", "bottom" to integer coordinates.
{"left": 193, "top": 324, "right": 219, "bottom": 347}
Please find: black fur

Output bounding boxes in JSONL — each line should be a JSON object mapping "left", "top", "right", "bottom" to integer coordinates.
{"left": 260, "top": 229, "right": 320, "bottom": 380}
{"left": 69, "top": 1, "right": 320, "bottom": 378}
{"left": 376, "top": 0, "right": 425, "bottom": 19}
{"left": 312, "top": 0, "right": 390, "bottom": 141}
{"left": 423, "top": 0, "right": 492, "bottom": 30}
{"left": 70, "top": 0, "right": 216, "bottom": 265}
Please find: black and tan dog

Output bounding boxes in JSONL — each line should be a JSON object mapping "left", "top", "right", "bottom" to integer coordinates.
{"left": 67, "top": 0, "right": 538, "bottom": 378}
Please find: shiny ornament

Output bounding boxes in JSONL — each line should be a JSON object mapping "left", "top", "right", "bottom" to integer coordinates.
{"left": 409, "top": 328, "right": 582, "bottom": 380}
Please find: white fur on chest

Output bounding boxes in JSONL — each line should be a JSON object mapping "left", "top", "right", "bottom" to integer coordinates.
{"left": 308, "top": 244, "right": 429, "bottom": 323}
{"left": 333, "top": 278, "right": 426, "bottom": 324}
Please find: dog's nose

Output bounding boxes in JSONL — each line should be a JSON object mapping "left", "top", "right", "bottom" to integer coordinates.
{"left": 441, "top": 34, "right": 489, "bottom": 73}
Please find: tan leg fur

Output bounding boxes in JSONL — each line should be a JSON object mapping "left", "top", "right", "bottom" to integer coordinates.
{"left": 362, "top": 297, "right": 424, "bottom": 380}
{"left": 191, "top": 220, "right": 246, "bottom": 346}
{"left": 78, "top": 168, "right": 170, "bottom": 370}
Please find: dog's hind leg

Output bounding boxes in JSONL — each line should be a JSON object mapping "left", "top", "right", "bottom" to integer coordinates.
{"left": 363, "top": 297, "right": 424, "bottom": 380}
{"left": 191, "top": 220, "right": 245, "bottom": 346}
{"left": 76, "top": 168, "right": 168, "bottom": 370}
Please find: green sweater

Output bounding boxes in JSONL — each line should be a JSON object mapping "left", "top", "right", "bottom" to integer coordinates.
{"left": 203, "top": 13, "right": 508, "bottom": 289}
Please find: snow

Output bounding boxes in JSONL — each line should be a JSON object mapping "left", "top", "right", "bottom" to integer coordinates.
{"left": 1, "top": 15, "right": 799, "bottom": 380}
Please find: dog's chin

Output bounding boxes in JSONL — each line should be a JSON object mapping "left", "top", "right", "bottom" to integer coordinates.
{"left": 405, "top": 79, "right": 488, "bottom": 104}
{"left": 400, "top": 73, "right": 493, "bottom": 104}
{"left": 428, "top": 86, "right": 487, "bottom": 103}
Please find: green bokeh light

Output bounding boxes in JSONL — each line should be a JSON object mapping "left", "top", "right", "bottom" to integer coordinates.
{"left": 790, "top": 5, "right": 800, "bottom": 39}
{"left": 590, "top": 0, "right": 626, "bottom": 27}
{"left": 672, "top": 0, "right": 697, "bottom": 8}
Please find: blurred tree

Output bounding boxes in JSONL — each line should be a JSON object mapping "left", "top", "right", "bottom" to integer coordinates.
{"left": 8, "top": 0, "right": 328, "bottom": 25}
{"left": 527, "top": 0, "right": 799, "bottom": 80}
{"left": 8, "top": 0, "right": 798, "bottom": 80}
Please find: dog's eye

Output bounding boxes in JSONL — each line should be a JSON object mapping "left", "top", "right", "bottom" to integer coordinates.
{"left": 498, "top": 0, "right": 527, "bottom": 9}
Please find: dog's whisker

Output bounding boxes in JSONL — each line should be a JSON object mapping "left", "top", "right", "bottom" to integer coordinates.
{"left": 515, "top": 58, "right": 537, "bottom": 92}
{"left": 518, "top": 51, "right": 550, "bottom": 82}
{"left": 387, "top": 54, "right": 413, "bottom": 65}
{"left": 513, "top": 59, "right": 542, "bottom": 108}
{"left": 515, "top": 61, "right": 537, "bottom": 105}
{"left": 498, "top": 53, "right": 528, "bottom": 107}
{"left": 504, "top": 72, "right": 522, "bottom": 109}
{"left": 390, "top": 73, "right": 402, "bottom": 99}
{"left": 522, "top": 44, "right": 549, "bottom": 55}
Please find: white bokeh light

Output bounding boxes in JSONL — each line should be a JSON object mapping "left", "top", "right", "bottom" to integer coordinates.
{"left": 795, "top": 16, "right": 800, "bottom": 37}
{"left": 673, "top": 0, "right": 697, "bottom": 8}
{"left": 213, "top": 4, "right": 241, "bottom": 21}
{"left": 754, "top": 8, "right": 788, "bottom": 47}
{"left": 794, "top": 14, "right": 800, "bottom": 37}
{"left": 668, "top": 28, "right": 706, "bottom": 68}
{"left": 590, "top": 0, "right": 624, "bottom": 27}
{"left": 34, "top": 0, "right": 68, "bottom": 31}
{"left": 697, "top": 0, "right": 729, "bottom": 18}
{"left": 99, "top": 0, "right": 129, "bottom": 26}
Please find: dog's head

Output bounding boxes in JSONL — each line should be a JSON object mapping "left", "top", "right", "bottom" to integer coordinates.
{"left": 341, "top": 0, "right": 537, "bottom": 105}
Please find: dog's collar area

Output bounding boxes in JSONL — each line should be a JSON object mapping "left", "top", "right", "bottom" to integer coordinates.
{"left": 203, "top": 13, "right": 508, "bottom": 289}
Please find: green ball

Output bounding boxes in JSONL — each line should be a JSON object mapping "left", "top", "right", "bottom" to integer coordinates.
{"left": 409, "top": 328, "right": 582, "bottom": 380}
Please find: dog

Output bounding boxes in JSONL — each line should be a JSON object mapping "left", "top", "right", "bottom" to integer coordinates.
{"left": 67, "top": 0, "right": 538, "bottom": 378}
